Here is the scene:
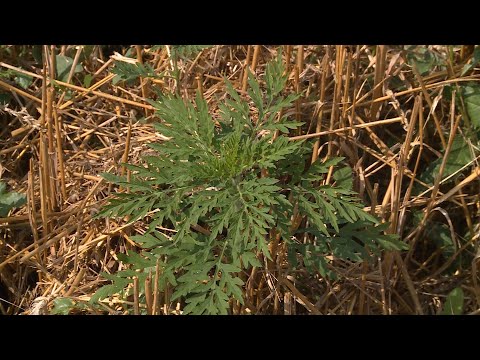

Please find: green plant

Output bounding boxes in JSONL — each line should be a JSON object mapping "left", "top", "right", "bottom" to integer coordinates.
{"left": 440, "top": 287, "right": 464, "bottom": 315}
{"left": 92, "top": 51, "right": 408, "bottom": 314}
{"left": 461, "top": 45, "right": 480, "bottom": 75}
{"left": 50, "top": 298, "right": 76, "bottom": 315}
{"left": 50, "top": 297, "right": 94, "bottom": 315}
{"left": 405, "top": 45, "right": 446, "bottom": 75}
{"left": 171, "top": 45, "right": 212, "bottom": 59}
{"left": 149, "top": 45, "right": 211, "bottom": 59}
{"left": 0, "top": 181, "right": 26, "bottom": 217}
{"left": 0, "top": 68, "right": 33, "bottom": 90}
{"left": 461, "top": 83, "right": 480, "bottom": 130}
{"left": 169, "top": 45, "right": 212, "bottom": 92}
{"left": 55, "top": 54, "right": 83, "bottom": 82}
{"left": 111, "top": 61, "right": 163, "bottom": 85}
{"left": 110, "top": 45, "right": 212, "bottom": 88}
{"left": 416, "top": 133, "right": 472, "bottom": 188}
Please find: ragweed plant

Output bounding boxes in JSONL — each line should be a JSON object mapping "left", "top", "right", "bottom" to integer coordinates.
{"left": 92, "top": 51, "right": 407, "bottom": 314}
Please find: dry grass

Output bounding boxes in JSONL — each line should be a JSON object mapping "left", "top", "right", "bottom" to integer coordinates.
{"left": 0, "top": 45, "right": 479, "bottom": 315}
